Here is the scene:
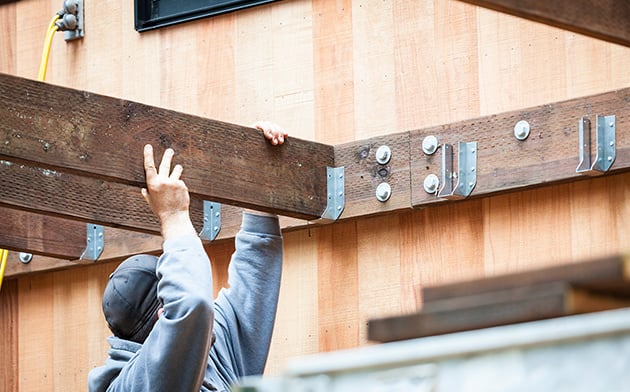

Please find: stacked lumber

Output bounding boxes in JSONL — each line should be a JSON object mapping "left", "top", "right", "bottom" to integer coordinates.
{"left": 368, "top": 255, "right": 630, "bottom": 342}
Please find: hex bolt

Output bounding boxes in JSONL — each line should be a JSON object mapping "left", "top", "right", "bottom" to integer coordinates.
{"left": 375, "top": 182, "right": 392, "bottom": 202}
{"left": 422, "top": 135, "right": 439, "bottom": 155}
{"left": 375, "top": 145, "right": 392, "bottom": 165}
{"left": 514, "top": 120, "right": 530, "bottom": 141}
{"left": 423, "top": 174, "right": 439, "bottom": 194}
{"left": 19, "top": 252, "right": 33, "bottom": 264}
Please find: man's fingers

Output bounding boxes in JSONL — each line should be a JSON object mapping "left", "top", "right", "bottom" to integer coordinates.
{"left": 253, "top": 121, "right": 288, "bottom": 145}
{"left": 170, "top": 164, "right": 183, "bottom": 180}
{"left": 158, "top": 148, "right": 174, "bottom": 176}
{"left": 144, "top": 145, "right": 157, "bottom": 176}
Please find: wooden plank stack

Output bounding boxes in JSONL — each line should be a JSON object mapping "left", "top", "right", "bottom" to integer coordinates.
{"left": 368, "top": 254, "right": 630, "bottom": 342}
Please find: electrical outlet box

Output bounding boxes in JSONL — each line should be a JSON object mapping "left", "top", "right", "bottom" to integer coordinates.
{"left": 64, "top": 0, "right": 84, "bottom": 41}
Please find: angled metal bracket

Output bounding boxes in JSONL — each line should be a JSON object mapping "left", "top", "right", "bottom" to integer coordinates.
{"left": 199, "top": 201, "right": 221, "bottom": 241}
{"left": 576, "top": 115, "right": 616, "bottom": 176}
{"left": 80, "top": 223, "right": 104, "bottom": 261}
{"left": 438, "top": 141, "right": 477, "bottom": 200}
{"left": 320, "top": 166, "right": 345, "bottom": 221}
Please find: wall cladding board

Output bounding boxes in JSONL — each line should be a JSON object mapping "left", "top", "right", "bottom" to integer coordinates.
{"left": 0, "top": 0, "right": 629, "bottom": 388}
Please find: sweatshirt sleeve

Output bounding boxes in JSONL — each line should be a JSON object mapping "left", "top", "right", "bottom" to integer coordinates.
{"left": 212, "top": 212, "right": 283, "bottom": 378}
{"left": 105, "top": 235, "right": 215, "bottom": 392}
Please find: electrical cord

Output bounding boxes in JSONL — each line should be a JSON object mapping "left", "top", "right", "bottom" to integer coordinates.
{"left": 38, "top": 14, "right": 61, "bottom": 82}
{"left": 6, "top": 6, "right": 81, "bottom": 291}
{"left": 0, "top": 249, "right": 8, "bottom": 293}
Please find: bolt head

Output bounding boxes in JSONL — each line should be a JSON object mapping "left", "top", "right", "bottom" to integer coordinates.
{"left": 19, "top": 252, "right": 33, "bottom": 264}
{"left": 514, "top": 120, "right": 530, "bottom": 140}
{"left": 422, "top": 135, "right": 439, "bottom": 155}
{"left": 423, "top": 174, "right": 439, "bottom": 194}
{"left": 375, "top": 182, "right": 392, "bottom": 202}
{"left": 375, "top": 145, "right": 392, "bottom": 165}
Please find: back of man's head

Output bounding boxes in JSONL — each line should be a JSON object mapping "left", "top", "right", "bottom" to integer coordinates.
{"left": 102, "top": 254, "right": 161, "bottom": 344}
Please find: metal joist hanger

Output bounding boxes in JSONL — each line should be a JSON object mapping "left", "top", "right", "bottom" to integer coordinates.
{"left": 576, "top": 115, "right": 616, "bottom": 176}
{"left": 438, "top": 141, "right": 478, "bottom": 200}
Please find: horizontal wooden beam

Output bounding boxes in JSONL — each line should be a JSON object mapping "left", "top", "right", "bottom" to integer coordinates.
{"left": 3, "top": 226, "right": 163, "bottom": 278}
{"left": 0, "top": 73, "right": 333, "bottom": 220}
{"left": 458, "top": 0, "right": 630, "bottom": 47}
{"left": 1, "top": 208, "right": 299, "bottom": 279}
{"left": 1, "top": 73, "right": 629, "bottom": 277}
{"left": 410, "top": 87, "right": 630, "bottom": 208}
{"left": 333, "top": 133, "right": 411, "bottom": 219}
{"left": 0, "top": 206, "right": 88, "bottom": 259}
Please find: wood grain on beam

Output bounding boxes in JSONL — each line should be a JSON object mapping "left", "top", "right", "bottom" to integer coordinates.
{"left": 0, "top": 206, "right": 88, "bottom": 259}
{"left": 458, "top": 0, "right": 630, "bottom": 47}
{"left": 2, "top": 226, "right": 163, "bottom": 278}
{"left": 334, "top": 133, "right": 411, "bottom": 219}
{"left": 411, "top": 87, "right": 630, "bottom": 207}
{"left": 0, "top": 73, "right": 333, "bottom": 220}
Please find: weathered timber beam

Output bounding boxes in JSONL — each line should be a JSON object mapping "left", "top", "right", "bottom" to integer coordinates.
{"left": 3, "top": 227, "right": 163, "bottom": 278}
{"left": 0, "top": 206, "right": 88, "bottom": 259}
{"left": 333, "top": 132, "right": 411, "bottom": 219}
{"left": 0, "top": 73, "right": 333, "bottom": 220}
{"left": 0, "top": 206, "right": 305, "bottom": 279}
{"left": 332, "top": 87, "right": 629, "bottom": 218}
{"left": 409, "top": 88, "right": 630, "bottom": 208}
{"left": 0, "top": 157, "right": 200, "bottom": 234}
{"left": 458, "top": 0, "right": 630, "bottom": 47}
{"left": 1, "top": 71, "right": 629, "bottom": 277}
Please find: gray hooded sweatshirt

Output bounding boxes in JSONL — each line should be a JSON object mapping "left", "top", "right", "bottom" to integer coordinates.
{"left": 88, "top": 213, "right": 283, "bottom": 392}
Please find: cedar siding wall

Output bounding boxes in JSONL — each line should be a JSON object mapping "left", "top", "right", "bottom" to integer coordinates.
{"left": 1, "top": 0, "right": 629, "bottom": 390}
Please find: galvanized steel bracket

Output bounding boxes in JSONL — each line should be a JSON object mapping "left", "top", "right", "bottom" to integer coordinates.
{"left": 320, "top": 166, "right": 345, "bottom": 221}
{"left": 80, "top": 223, "right": 104, "bottom": 261}
{"left": 576, "top": 115, "right": 616, "bottom": 176}
{"left": 199, "top": 201, "right": 221, "bottom": 241}
{"left": 438, "top": 141, "right": 477, "bottom": 200}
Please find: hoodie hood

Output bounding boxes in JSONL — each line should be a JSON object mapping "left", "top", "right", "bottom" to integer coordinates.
{"left": 88, "top": 337, "right": 142, "bottom": 392}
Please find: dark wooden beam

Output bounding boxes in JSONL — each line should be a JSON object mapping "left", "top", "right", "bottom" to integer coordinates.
{"left": 0, "top": 157, "right": 162, "bottom": 234}
{"left": 333, "top": 132, "right": 411, "bottom": 219}
{"left": 0, "top": 73, "right": 629, "bottom": 277}
{"left": 0, "top": 73, "right": 333, "bottom": 220}
{"left": 2, "top": 228, "right": 163, "bottom": 278}
{"left": 410, "top": 87, "right": 630, "bottom": 208}
{"left": 458, "top": 0, "right": 630, "bottom": 47}
{"left": 0, "top": 206, "right": 88, "bottom": 259}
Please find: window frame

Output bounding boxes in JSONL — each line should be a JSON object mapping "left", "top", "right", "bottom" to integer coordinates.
{"left": 134, "top": 0, "right": 279, "bottom": 32}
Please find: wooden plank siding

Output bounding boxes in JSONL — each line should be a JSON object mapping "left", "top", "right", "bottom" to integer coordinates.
{"left": 0, "top": 0, "right": 629, "bottom": 390}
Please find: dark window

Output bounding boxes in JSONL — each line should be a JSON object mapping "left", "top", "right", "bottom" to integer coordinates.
{"left": 135, "top": 0, "right": 279, "bottom": 32}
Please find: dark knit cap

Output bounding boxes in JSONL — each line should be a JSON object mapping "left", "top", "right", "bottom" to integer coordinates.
{"left": 102, "top": 254, "right": 161, "bottom": 344}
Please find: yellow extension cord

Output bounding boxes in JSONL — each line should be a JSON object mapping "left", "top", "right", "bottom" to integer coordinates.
{"left": 0, "top": 249, "right": 7, "bottom": 292}
{"left": 0, "top": 15, "right": 60, "bottom": 294}
{"left": 38, "top": 14, "right": 60, "bottom": 82}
